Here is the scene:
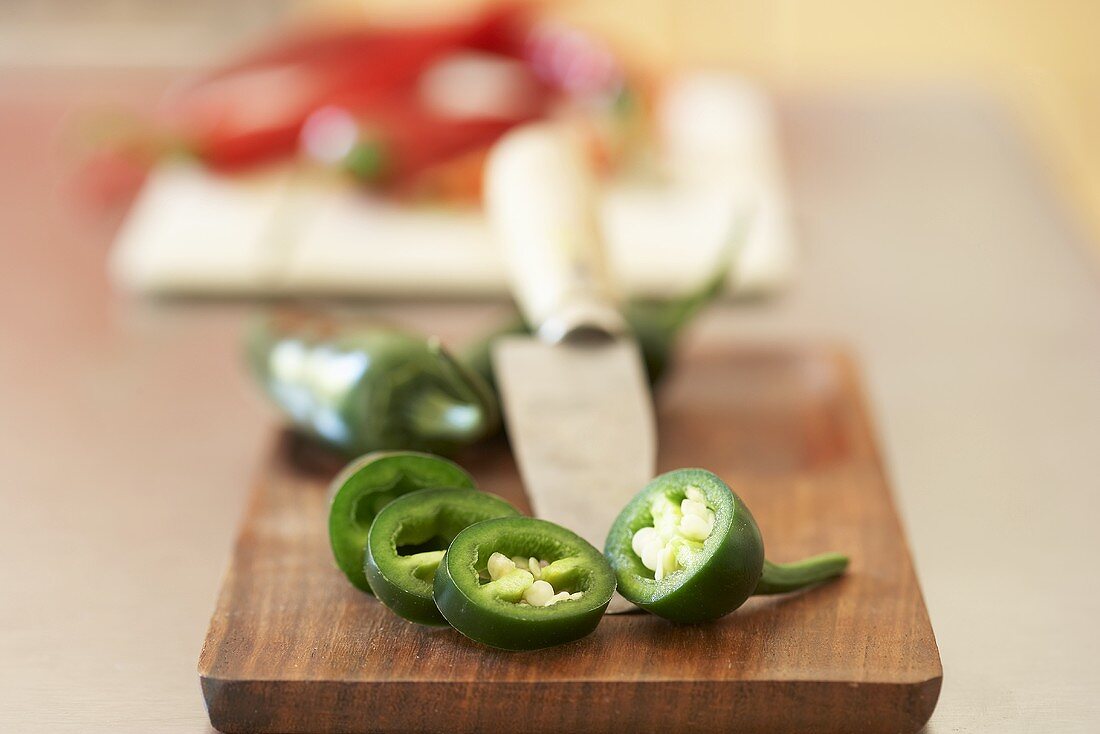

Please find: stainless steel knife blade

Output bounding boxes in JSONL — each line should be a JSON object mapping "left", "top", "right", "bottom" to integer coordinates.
{"left": 483, "top": 122, "right": 658, "bottom": 613}
{"left": 492, "top": 335, "right": 656, "bottom": 547}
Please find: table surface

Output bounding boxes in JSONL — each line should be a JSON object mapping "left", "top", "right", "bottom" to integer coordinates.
{"left": 2, "top": 70, "right": 1098, "bottom": 734}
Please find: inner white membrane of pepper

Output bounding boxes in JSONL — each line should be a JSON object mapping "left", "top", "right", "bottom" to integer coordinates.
{"left": 485, "top": 552, "right": 584, "bottom": 606}
{"left": 631, "top": 486, "right": 715, "bottom": 580}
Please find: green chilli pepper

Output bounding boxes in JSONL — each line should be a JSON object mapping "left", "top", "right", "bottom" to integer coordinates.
{"left": 434, "top": 517, "right": 616, "bottom": 650}
{"left": 328, "top": 451, "right": 476, "bottom": 593}
{"left": 246, "top": 311, "right": 500, "bottom": 457}
{"left": 462, "top": 254, "right": 730, "bottom": 391}
{"left": 621, "top": 260, "right": 729, "bottom": 385}
{"left": 364, "top": 488, "right": 520, "bottom": 625}
{"left": 605, "top": 469, "right": 849, "bottom": 623}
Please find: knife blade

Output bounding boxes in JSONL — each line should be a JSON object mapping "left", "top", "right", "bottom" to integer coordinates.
{"left": 484, "top": 123, "right": 656, "bottom": 614}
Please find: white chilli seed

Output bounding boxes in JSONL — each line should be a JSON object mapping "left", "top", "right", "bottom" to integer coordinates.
{"left": 487, "top": 552, "right": 516, "bottom": 581}
{"left": 680, "top": 513, "right": 712, "bottom": 541}
{"left": 523, "top": 579, "right": 555, "bottom": 607}
{"left": 632, "top": 526, "right": 658, "bottom": 558}
{"left": 660, "top": 544, "right": 679, "bottom": 578}
{"left": 681, "top": 498, "right": 709, "bottom": 519}
{"left": 631, "top": 488, "right": 716, "bottom": 579}
{"left": 488, "top": 552, "right": 582, "bottom": 605}
{"left": 641, "top": 541, "right": 662, "bottom": 573}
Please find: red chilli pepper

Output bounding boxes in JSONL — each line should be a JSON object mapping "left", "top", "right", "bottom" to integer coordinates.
{"left": 165, "top": 5, "right": 529, "bottom": 170}
{"left": 336, "top": 79, "right": 543, "bottom": 187}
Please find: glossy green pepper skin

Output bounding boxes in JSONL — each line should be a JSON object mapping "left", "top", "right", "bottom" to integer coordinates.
{"left": 247, "top": 311, "right": 500, "bottom": 457}
{"left": 364, "top": 488, "right": 520, "bottom": 626}
{"left": 605, "top": 469, "right": 848, "bottom": 623}
{"left": 328, "top": 452, "right": 476, "bottom": 593}
{"left": 434, "top": 518, "right": 616, "bottom": 650}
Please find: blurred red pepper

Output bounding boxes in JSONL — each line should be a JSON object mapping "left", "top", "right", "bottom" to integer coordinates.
{"left": 343, "top": 105, "right": 531, "bottom": 196}
{"left": 164, "top": 4, "right": 533, "bottom": 171}
{"left": 72, "top": 3, "right": 636, "bottom": 211}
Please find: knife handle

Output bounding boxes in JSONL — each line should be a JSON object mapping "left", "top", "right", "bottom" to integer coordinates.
{"left": 484, "top": 123, "right": 625, "bottom": 344}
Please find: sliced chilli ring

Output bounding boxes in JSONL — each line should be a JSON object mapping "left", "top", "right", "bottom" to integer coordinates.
{"left": 364, "top": 488, "right": 521, "bottom": 625}
{"left": 328, "top": 451, "right": 476, "bottom": 593}
{"left": 433, "top": 517, "right": 616, "bottom": 650}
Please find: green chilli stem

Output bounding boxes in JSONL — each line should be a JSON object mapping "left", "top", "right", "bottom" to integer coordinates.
{"left": 432, "top": 339, "right": 501, "bottom": 425}
{"left": 754, "top": 553, "right": 850, "bottom": 596}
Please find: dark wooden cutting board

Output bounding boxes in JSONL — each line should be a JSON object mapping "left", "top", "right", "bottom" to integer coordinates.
{"left": 199, "top": 345, "right": 941, "bottom": 734}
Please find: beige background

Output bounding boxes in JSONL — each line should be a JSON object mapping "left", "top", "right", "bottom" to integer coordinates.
{"left": 2, "top": 3, "right": 1099, "bottom": 732}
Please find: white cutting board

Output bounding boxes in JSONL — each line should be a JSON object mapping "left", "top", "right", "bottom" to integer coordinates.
{"left": 111, "top": 74, "right": 796, "bottom": 299}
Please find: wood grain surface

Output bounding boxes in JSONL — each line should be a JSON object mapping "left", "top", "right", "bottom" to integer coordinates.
{"left": 198, "top": 345, "right": 941, "bottom": 734}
